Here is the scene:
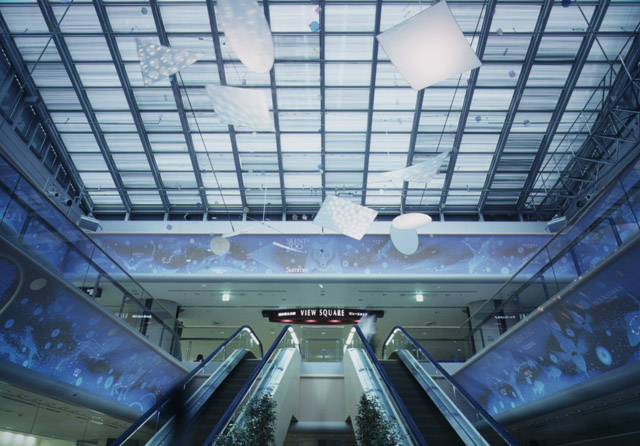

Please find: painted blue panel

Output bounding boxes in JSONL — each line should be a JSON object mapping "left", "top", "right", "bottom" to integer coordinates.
{"left": 91, "top": 233, "right": 552, "bottom": 277}
{"left": 0, "top": 240, "right": 186, "bottom": 413}
{"left": 454, "top": 237, "right": 640, "bottom": 416}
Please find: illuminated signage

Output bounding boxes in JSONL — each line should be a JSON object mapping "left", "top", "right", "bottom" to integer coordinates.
{"left": 262, "top": 308, "right": 384, "bottom": 324}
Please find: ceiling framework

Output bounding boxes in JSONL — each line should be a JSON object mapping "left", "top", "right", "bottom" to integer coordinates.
{"left": 0, "top": 0, "right": 638, "bottom": 220}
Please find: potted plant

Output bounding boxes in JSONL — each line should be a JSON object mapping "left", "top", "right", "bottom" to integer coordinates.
{"left": 215, "top": 392, "right": 277, "bottom": 446}
{"left": 355, "top": 393, "right": 399, "bottom": 446}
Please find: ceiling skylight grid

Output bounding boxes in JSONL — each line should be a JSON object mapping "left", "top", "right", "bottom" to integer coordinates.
{"left": 0, "top": 0, "right": 637, "bottom": 219}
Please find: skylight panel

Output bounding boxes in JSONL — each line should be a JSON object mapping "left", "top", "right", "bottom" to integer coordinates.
{"left": 154, "top": 153, "right": 193, "bottom": 171}
{"left": 86, "top": 88, "right": 129, "bottom": 110}
{"left": 519, "top": 88, "right": 563, "bottom": 111}
{"left": 557, "top": 111, "right": 596, "bottom": 134}
{"left": 277, "top": 88, "right": 321, "bottom": 110}
{"left": 325, "top": 4, "right": 376, "bottom": 32}
{"left": 274, "top": 63, "right": 321, "bottom": 86}
{"left": 503, "top": 133, "right": 545, "bottom": 154}
{"left": 53, "top": 3, "right": 102, "bottom": 33}
{"left": 373, "top": 88, "right": 417, "bottom": 110}
{"left": 105, "top": 6, "right": 157, "bottom": 33}
{"left": 491, "top": 4, "right": 541, "bottom": 34}
{"left": 415, "top": 134, "right": 455, "bottom": 153}
{"left": 586, "top": 36, "right": 633, "bottom": 62}
{"left": 104, "top": 133, "right": 145, "bottom": 153}
{"left": 483, "top": 35, "right": 531, "bottom": 62}
{"left": 243, "top": 172, "right": 279, "bottom": 189}
{"left": 287, "top": 191, "right": 323, "bottom": 205}
{"left": 537, "top": 36, "right": 582, "bottom": 60}
{"left": 61, "top": 133, "right": 100, "bottom": 153}
{"left": 325, "top": 36, "right": 374, "bottom": 61}
{"left": 325, "top": 88, "right": 370, "bottom": 110}
{"left": 280, "top": 133, "right": 321, "bottom": 152}
{"left": 160, "top": 4, "right": 210, "bottom": 33}
{"left": 236, "top": 133, "right": 277, "bottom": 152}
{"left": 325, "top": 172, "right": 362, "bottom": 187}
{"left": 325, "top": 153, "right": 364, "bottom": 171}
{"left": 366, "top": 192, "right": 403, "bottom": 207}
{"left": 422, "top": 88, "right": 465, "bottom": 110}
{"left": 566, "top": 88, "right": 602, "bottom": 112}
{"left": 368, "top": 153, "right": 406, "bottom": 172}
{"left": 325, "top": 133, "right": 366, "bottom": 153}
{"left": 450, "top": 173, "right": 487, "bottom": 189}
{"left": 546, "top": 4, "right": 595, "bottom": 33}
{"left": 470, "top": 88, "right": 514, "bottom": 110}
{"left": 148, "top": 133, "right": 188, "bottom": 152}
{"left": 273, "top": 35, "right": 320, "bottom": 61}
{"left": 475, "top": 63, "right": 522, "bottom": 87}
{"left": 161, "top": 171, "right": 198, "bottom": 189}
{"left": 370, "top": 133, "right": 410, "bottom": 153}
{"left": 445, "top": 192, "right": 481, "bottom": 206}
{"left": 371, "top": 112, "right": 414, "bottom": 132}
{"left": 112, "top": 153, "right": 150, "bottom": 171}
{"left": 14, "top": 37, "right": 61, "bottom": 62}
{"left": 129, "top": 193, "right": 163, "bottom": 206}
{"left": 278, "top": 112, "right": 321, "bottom": 131}
{"left": 325, "top": 112, "right": 368, "bottom": 132}
{"left": 206, "top": 192, "right": 243, "bottom": 206}
{"left": 511, "top": 112, "right": 552, "bottom": 133}
{"left": 284, "top": 173, "right": 321, "bottom": 189}
{"left": 419, "top": 112, "right": 461, "bottom": 133}
{"left": 527, "top": 64, "right": 572, "bottom": 87}
{"left": 459, "top": 134, "right": 499, "bottom": 154}
{"left": 76, "top": 63, "right": 121, "bottom": 87}
{"left": 121, "top": 172, "right": 157, "bottom": 188}
{"left": 0, "top": 5, "right": 49, "bottom": 33}
{"left": 71, "top": 153, "right": 109, "bottom": 171}
{"left": 40, "top": 89, "right": 82, "bottom": 111}
{"left": 455, "top": 154, "right": 493, "bottom": 171}
{"left": 599, "top": 4, "right": 640, "bottom": 32}
{"left": 246, "top": 192, "right": 281, "bottom": 207}
{"left": 192, "top": 134, "right": 233, "bottom": 153}
{"left": 465, "top": 112, "right": 506, "bottom": 132}
{"left": 133, "top": 87, "right": 176, "bottom": 110}
{"left": 197, "top": 153, "right": 236, "bottom": 171}
{"left": 52, "top": 112, "right": 91, "bottom": 132}
{"left": 90, "top": 193, "right": 124, "bottom": 206}
{"left": 95, "top": 111, "right": 137, "bottom": 132}
{"left": 202, "top": 172, "right": 239, "bottom": 189}
{"left": 79, "top": 172, "right": 116, "bottom": 189}
{"left": 65, "top": 36, "right": 111, "bottom": 62}
{"left": 265, "top": 4, "right": 319, "bottom": 33}
{"left": 577, "top": 63, "right": 617, "bottom": 87}
{"left": 29, "top": 63, "right": 72, "bottom": 87}
{"left": 282, "top": 153, "right": 321, "bottom": 170}
{"left": 325, "top": 63, "right": 371, "bottom": 87}
{"left": 177, "top": 63, "right": 221, "bottom": 86}
{"left": 375, "top": 63, "right": 410, "bottom": 87}
{"left": 140, "top": 112, "right": 181, "bottom": 132}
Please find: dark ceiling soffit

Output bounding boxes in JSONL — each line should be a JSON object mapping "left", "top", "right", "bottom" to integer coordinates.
{"left": 149, "top": 0, "right": 210, "bottom": 213}
{"left": 36, "top": 0, "right": 132, "bottom": 212}
{"left": 478, "top": 0, "right": 554, "bottom": 213}
{"left": 93, "top": 0, "right": 170, "bottom": 213}
{"left": 516, "top": 0, "right": 612, "bottom": 212}
{"left": 440, "top": 0, "right": 497, "bottom": 210}
{"left": 0, "top": 12, "right": 93, "bottom": 211}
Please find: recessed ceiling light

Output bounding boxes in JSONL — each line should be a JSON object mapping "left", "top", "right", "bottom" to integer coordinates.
{"left": 222, "top": 293, "right": 230, "bottom": 301}
{"left": 416, "top": 294, "right": 424, "bottom": 302}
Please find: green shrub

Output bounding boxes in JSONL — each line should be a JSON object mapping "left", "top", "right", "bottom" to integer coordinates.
{"left": 355, "top": 393, "right": 399, "bottom": 446}
{"left": 215, "top": 393, "right": 277, "bottom": 446}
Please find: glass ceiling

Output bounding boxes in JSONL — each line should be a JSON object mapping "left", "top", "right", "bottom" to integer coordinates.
{"left": 1, "top": 0, "right": 638, "bottom": 219}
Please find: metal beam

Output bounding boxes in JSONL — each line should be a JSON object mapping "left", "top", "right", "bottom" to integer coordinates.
{"left": 360, "top": 0, "right": 383, "bottom": 206}
{"left": 0, "top": 12, "right": 94, "bottom": 212}
{"left": 36, "top": 0, "right": 131, "bottom": 212}
{"left": 93, "top": 0, "right": 170, "bottom": 213}
{"left": 205, "top": 0, "right": 248, "bottom": 212}
{"left": 320, "top": 0, "right": 326, "bottom": 202}
{"left": 262, "top": 0, "right": 287, "bottom": 215}
{"left": 439, "top": 0, "right": 496, "bottom": 211}
{"left": 516, "top": 0, "right": 611, "bottom": 212}
{"left": 399, "top": 90, "right": 425, "bottom": 212}
{"left": 477, "top": 0, "right": 553, "bottom": 213}
{"left": 149, "top": 0, "right": 209, "bottom": 212}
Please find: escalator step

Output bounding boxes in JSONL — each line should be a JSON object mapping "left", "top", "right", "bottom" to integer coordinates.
{"left": 381, "top": 361, "right": 465, "bottom": 446}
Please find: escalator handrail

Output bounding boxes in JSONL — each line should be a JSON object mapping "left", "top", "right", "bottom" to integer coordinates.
{"left": 383, "top": 326, "right": 518, "bottom": 446}
{"left": 110, "top": 325, "right": 262, "bottom": 446}
{"left": 350, "top": 325, "right": 428, "bottom": 446}
{"left": 203, "top": 324, "right": 295, "bottom": 446}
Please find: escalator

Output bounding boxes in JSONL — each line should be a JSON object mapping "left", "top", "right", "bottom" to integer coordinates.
{"left": 112, "top": 325, "right": 301, "bottom": 446}
{"left": 381, "top": 359, "right": 464, "bottom": 446}
{"left": 345, "top": 325, "right": 518, "bottom": 446}
{"left": 188, "top": 357, "right": 258, "bottom": 445}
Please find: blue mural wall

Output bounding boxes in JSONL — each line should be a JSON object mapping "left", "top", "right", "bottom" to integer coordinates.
{"left": 90, "top": 233, "right": 553, "bottom": 277}
{"left": 454, "top": 236, "right": 640, "bottom": 416}
{"left": 0, "top": 239, "right": 187, "bottom": 413}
